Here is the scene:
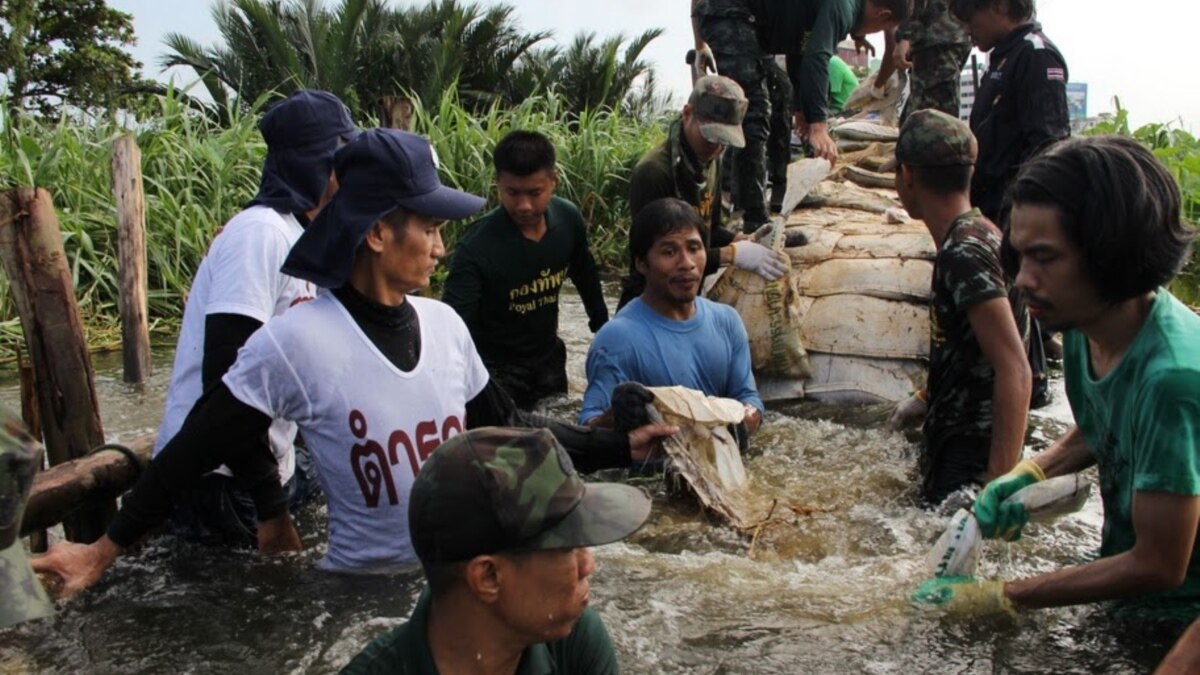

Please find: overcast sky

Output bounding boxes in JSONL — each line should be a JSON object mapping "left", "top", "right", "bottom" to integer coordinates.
{"left": 110, "top": 0, "right": 1199, "bottom": 132}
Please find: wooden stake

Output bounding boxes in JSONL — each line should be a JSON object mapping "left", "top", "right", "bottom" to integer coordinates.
{"left": 112, "top": 135, "right": 152, "bottom": 384}
{"left": 0, "top": 188, "right": 111, "bottom": 542}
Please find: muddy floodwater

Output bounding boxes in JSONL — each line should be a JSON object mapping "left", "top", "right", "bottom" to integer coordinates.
{"left": 0, "top": 288, "right": 1186, "bottom": 673}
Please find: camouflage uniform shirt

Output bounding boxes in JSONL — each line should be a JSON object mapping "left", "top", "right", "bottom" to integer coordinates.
{"left": 923, "top": 209, "right": 1016, "bottom": 446}
{"left": 895, "top": 0, "right": 968, "bottom": 49}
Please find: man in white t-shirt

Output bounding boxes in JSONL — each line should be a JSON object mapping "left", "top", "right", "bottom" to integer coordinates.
{"left": 156, "top": 89, "right": 359, "bottom": 547}
{"left": 33, "top": 129, "right": 676, "bottom": 594}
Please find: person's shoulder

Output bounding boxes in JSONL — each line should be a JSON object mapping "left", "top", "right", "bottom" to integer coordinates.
{"left": 549, "top": 195, "right": 585, "bottom": 227}
{"left": 456, "top": 206, "right": 508, "bottom": 247}
{"left": 340, "top": 622, "right": 418, "bottom": 675}
{"left": 209, "top": 206, "right": 294, "bottom": 250}
{"left": 410, "top": 295, "right": 465, "bottom": 325}
{"left": 1145, "top": 292, "right": 1200, "bottom": 375}
{"left": 546, "top": 606, "right": 619, "bottom": 674}
{"left": 699, "top": 297, "right": 740, "bottom": 322}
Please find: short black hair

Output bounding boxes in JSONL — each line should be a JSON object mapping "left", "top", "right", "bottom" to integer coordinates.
{"left": 870, "top": 0, "right": 913, "bottom": 23}
{"left": 951, "top": 0, "right": 1033, "bottom": 23}
{"left": 493, "top": 130, "right": 556, "bottom": 177}
{"left": 910, "top": 164, "right": 973, "bottom": 196}
{"left": 629, "top": 197, "right": 708, "bottom": 264}
{"left": 1004, "top": 135, "right": 1195, "bottom": 302}
{"left": 423, "top": 560, "right": 466, "bottom": 598}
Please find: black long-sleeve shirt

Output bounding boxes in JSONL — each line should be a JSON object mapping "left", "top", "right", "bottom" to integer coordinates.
{"left": 107, "top": 284, "right": 630, "bottom": 548}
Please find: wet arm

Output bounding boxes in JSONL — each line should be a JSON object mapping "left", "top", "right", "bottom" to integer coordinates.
{"left": 464, "top": 380, "right": 632, "bottom": 471}
{"left": 1029, "top": 426, "right": 1096, "bottom": 478}
{"left": 107, "top": 383, "right": 282, "bottom": 548}
{"left": 440, "top": 247, "right": 483, "bottom": 330}
{"left": 1006, "top": 490, "right": 1200, "bottom": 608}
{"left": 968, "top": 297, "right": 1031, "bottom": 480}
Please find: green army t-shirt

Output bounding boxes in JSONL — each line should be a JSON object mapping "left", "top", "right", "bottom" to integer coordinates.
{"left": 342, "top": 588, "right": 620, "bottom": 674}
{"left": 1064, "top": 289, "right": 1200, "bottom": 614}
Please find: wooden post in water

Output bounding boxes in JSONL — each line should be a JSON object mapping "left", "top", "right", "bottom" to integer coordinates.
{"left": 17, "top": 350, "right": 48, "bottom": 552}
{"left": 0, "top": 188, "right": 112, "bottom": 542}
{"left": 112, "top": 135, "right": 152, "bottom": 384}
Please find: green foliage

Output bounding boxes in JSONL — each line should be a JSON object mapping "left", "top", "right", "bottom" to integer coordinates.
{"left": 161, "top": 0, "right": 665, "bottom": 122}
{"left": 0, "top": 89, "right": 668, "bottom": 359}
{"left": 0, "top": 0, "right": 153, "bottom": 119}
{"left": 1083, "top": 99, "right": 1200, "bottom": 307}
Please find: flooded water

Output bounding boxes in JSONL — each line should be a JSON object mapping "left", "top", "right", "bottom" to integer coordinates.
{"left": 0, "top": 288, "right": 1185, "bottom": 673}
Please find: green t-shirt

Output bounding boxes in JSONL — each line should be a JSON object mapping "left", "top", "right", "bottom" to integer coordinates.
{"left": 1064, "top": 290, "right": 1200, "bottom": 614}
{"left": 341, "top": 588, "right": 620, "bottom": 674}
{"left": 827, "top": 56, "right": 858, "bottom": 112}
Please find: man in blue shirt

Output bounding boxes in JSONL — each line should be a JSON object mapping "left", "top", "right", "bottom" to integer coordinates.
{"left": 581, "top": 197, "right": 763, "bottom": 436}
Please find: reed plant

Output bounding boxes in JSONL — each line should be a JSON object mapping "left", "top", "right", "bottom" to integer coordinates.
{"left": 0, "top": 88, "right": 669, "bottom": 360}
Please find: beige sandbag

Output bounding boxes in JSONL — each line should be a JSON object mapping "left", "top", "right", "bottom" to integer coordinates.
{"left": 843, "top": 165, "right": 897, "bottom": 190}
{"left": 646, "top": 386, "right": 769, "bottom": 529}
{"left": 804, "top": 181, "right": 900, "bottom": 214}
{"left": 793, "top": 258, "right": 933, "bottom": 301}
{"left": 802, "top": 353, "right": 927, "bottom": 403}
{"left": 796, "top": 295, "right": 929, "bottom": 359}
{"left": 832, "top": 231, "right": 936, "bottom": 259}
{"left": 831, "top": 121, "right": 899, "bottom": 142}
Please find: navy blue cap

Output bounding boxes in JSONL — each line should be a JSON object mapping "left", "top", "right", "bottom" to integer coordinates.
{"left": 282, "top": 129, "right": 486, "bottom": 288}
{"left": 250, "top": 89, "right": 359, "bottom": 215}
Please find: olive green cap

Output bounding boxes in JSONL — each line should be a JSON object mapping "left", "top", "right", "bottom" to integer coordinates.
{"left": 689, "top": 75, "right": 749, "bottom": 149}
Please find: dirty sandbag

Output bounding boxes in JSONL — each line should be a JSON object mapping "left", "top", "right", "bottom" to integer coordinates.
{"left": 707, "top": 159, "right": 830, "bottom": 379}
{"left": 800, "top": 353, "right": 926, "bottom": 404}
{"left": 645, "top": 386, "right": 769, "bottom": 529}
{"left": 795, "top": 295, "right": 930, "bottom": 360}
{"left": 803, "top": 181, "right": 900, "bottom": 214}
{"left": 793, "top": 258, "right": 932, "bottom": 302}
{"left": 831, "top": 121, "right": 900, "bottom": 143}
{"left": 842, "top": 70, "right": 907, "bottom": 124}
{"left": 843, "top": 165, "right": 897, "bottom": 190}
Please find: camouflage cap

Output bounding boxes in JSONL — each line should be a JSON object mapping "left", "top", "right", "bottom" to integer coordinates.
{"left": 689, "top": 75, "right": 748, "bottom": 149}
{"left": 0, "top": 408, "right": 53, "bottom": 629}
{"left": 896, "top": 108, "right": 978, "bottom": 168}
{"left": 409, "top": 427, "right": 651, "bottom": 564}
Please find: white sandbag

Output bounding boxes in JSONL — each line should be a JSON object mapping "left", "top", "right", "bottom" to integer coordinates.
{"left": 831, "top": 121, "right": 900, "bottom": 142}
{"left": 646, "top": 386, "right": 768, "bottom": 529}
{"left": 1006, "top": 474, "right": 1091, "bottom": 522}
{"left": 926, "top": 508, "right": 983, "bottom": 578}
{"left": 796, "top": 295, "right": 930, "bottom": 360}
{"left": 801, "top": 353, "right": 926, "bottom": 404}
{"left": 793, "top": 258, "right": 933, "bottom": 302}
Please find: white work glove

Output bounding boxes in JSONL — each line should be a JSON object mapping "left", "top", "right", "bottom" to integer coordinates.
{"left": 731, "top": 241, "right": 789, "bottom": 281}
{"left": 887, "top": 392, "right": 927, "bottom": 431}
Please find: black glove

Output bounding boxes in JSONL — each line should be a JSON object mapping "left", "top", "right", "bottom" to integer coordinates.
{"left": 611, "top": 382, "right": 654, "bottom": 432}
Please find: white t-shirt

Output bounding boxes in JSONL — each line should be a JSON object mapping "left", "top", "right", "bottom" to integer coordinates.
{"left": 155, "top": 206, "right": 315, "bottom": 485}
{"left": 222, "top": 293, "right": 489, "bottom": 572}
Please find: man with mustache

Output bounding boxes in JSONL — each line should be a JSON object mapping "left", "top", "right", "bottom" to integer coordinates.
{"left": 915, "top": 136, "right": 1200, "bottom": 626}
{"left": 580, "top": 197, "right": 763, "bottom": 439}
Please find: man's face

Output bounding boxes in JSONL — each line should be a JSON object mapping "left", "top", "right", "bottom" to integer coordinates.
{"left": 380, "top": 212, "right": 446, "bottom": 292}
{"left": 636, "top": 226, "right": 706, "bottom": 306}
{"left": 682, "top": 105, "right": 725, "bottom": 164}
{"left": 495, "top": 547, "right": 595, "bottom": 642}
{"left": 960, "top": 3, "right": 1010, "bottom": 51}
{"left": 855, "top": 1, "right": 899, "bottom": 35}
{"left": 1009, "top": 203, "right": 1105, "bottom": 332}
{"left": 497, "top": 169, "right": 556, "bottom": 230}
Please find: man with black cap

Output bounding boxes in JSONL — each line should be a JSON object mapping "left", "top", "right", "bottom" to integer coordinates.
{"left": 154, "top": 89, "right": 356, "bottom": 546}
{"left": 619, "top": 74, "right": 791, "bottom": 311}
{"left": 32, "top": 130, "right": 675, "bottom": 594}
{"left": 887, "top": 109, "right": 1031, "bottom": 505}
{"left": 343, "top": 426, "right": 648, "bottom": 673}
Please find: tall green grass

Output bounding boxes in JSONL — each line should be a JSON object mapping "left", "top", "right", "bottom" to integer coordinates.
{"left": 0, "top": 89, "right": 669, "bottom": 360}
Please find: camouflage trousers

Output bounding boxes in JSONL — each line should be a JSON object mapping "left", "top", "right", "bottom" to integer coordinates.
{"left": 902, "top": 41, "right": 972, "bottom": 123}
{"left": 699, "top": 16, "right": 771, "bottom": 229}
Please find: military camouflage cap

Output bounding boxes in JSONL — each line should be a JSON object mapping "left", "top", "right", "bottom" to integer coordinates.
{"left": 896, "top": 108, "right": 978, "bottom": 167}
{"left": 409, "top": 427, "right": 651, "bottom": 564}
{"left": 689, "top": 75, "right": 748, "bottom": 149}
{"left": 0, "top": 408, "right": 53, "bottom": 629}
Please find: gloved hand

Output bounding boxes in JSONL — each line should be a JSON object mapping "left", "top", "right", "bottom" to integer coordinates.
{"left": 731, "top": 241, "right": 790, "bottom": 281}
{"left": 973, "top": 458, "right": 1046, "bottom": 540}
{"left": 610, "top": 381, "right": 654, "bottom": 433}
{"left": 886, "top": 392, "right": 927, "bottom": 431}
{"left": 911, "top": 576, "right": 1014, "bottom": 618}
{"left": 694, "top": 44, "right": 717, "bottom": 76}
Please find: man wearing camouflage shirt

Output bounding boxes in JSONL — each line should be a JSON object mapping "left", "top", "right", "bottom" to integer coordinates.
{"left": 342, "top": 427, "right": 650, "bottom": 674}
{"left": 874, "top": 0, "right": 972, "bottom": 120}
{"left": 888, "top": 110, "right": 1031, "bottom": 504}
